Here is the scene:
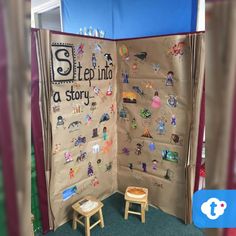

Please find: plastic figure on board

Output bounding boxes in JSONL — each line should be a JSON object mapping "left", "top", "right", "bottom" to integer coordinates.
{"left": 166, "top": 71, "right": 174, "bottom": 86}
{"left": 122, "top": 147, "right": 130, "bottom": 155}
{"left": 91, "top": 177, "right": 99, "bottom": 187}
{"left": 102, "top": 140, "right": 113, "bottom": 153}
{"left": 152, "top": 160, "right": 158, "bottom": 170}
{"left": 131, "top": 118, "right": 137, "bottom": 129}
{"left": 149, "top": 142, "right": 156, "bottom": 152}
{"left": 122, "top": 72, "right": 129, "bottom": 83}
{"left": 103, "top": 127, "right": 108, "bottom": 140}
{"left": 167, "top": 95, "right": 177, "bottom": 108}
{"left": 92, "top": 144, "right": 100, "bottom": 154}
{"left": 64, "top": 151, "right": 73, "bottom": 163}
{"left": 135, "top": 143, "right": 144, "bottom": 155}
{"left": 88, "top": 162, "right": 94, "bottom": 177}
{"left": 151, "top": 91, "right": 161, "bottom": 109}
{"left": 171, "top": 115, "right": 176, "bottom": 126}
{"left": 76, "top": 151, "right": 87, "bottom": 162}
{"left": 142, "top": 163, "right": 147, "bottom": 172}
{"left": 92, "top": 53, "right": 97, "bottom": 69}
{"left": 129, "top": 163, "right": 133, "bottom": 170}
{"left": 104, "top": 53, "right": 113, "bottom": 66}
{"left": 110, "top": 104, "right": 115, "bottom": 114}
{"left": 106, "top": 83, "right": 112, "bottom": 96}
{"left": 105, "top": 162, "right": 113, "bottom": 172}
{"left": 75, "top": 43, "right": 84, "bottom": 58}
{"left": 69, "top": 168, "right": 75, "bottom": 179}
{"left": 56, "top": 116, "right": 65, "bottom": 128}
{"left": 156, "top": 118, "right": 166, "bottom": 135}
{"left": 84, "top": 114, "right": 92, "bottom": 125}
{"left": 93, "top": 86, "right": 101, "bottom": 96}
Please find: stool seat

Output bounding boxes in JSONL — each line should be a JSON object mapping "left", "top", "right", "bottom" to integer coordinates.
{"left": 124, "top": 186, "right": 148, "bottom": 223}
{"left": 72, "top": 196, "right": 104, "bottom": 236}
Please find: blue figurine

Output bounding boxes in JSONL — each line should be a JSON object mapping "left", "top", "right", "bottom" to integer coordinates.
{"left": 122, "top": 72, "right": 129, "bottom": 83}
{"left": 157, "top": 120, "right": 166, "bottom": 135}
{"left": 171, "top": 115, "right": 176, "bottom": 126}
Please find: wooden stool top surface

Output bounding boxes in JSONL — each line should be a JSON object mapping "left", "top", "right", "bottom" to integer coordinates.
{"left": 72, "top": 196, "right": 103, "bottom": 217}
{"left": 125, "top": 186, "right": 148, "bottom": 203}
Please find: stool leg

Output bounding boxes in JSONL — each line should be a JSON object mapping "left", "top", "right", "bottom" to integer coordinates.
{"left": 72, "top": 211, "right": 77, "bottom": 230}
{"left": 85, "top": 216, "right": 90, "bottom": 236}
{"left": 124, "top": 201, "right": 130, "bottom": 220}
{"left": 146, "top": 202, "right": 149, "bottom": 211}
{"left": 98, "top": 209, "right": 104, "bottom": 228}
{"left": 141, "top": 203, "right": 145, "bottom": 223}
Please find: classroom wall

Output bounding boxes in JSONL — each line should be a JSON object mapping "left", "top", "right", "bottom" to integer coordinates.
{"left": 61, "top": 0, "right": 198, "bottom": 39}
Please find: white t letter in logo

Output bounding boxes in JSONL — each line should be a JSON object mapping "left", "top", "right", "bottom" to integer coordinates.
{"left": 201, "top": 198, "right": 227, "bottom": 220}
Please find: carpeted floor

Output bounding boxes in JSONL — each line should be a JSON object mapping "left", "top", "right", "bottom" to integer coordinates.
{"left": 44, "top": 192, "right": 203, "bottom": 236}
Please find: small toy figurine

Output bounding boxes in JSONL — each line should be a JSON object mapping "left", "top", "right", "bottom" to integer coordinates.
{"left": 131, "top": 118, "right": 137, "bottom": 129}
{"left": 167, "top": 95, "right": 177, "bottom": 108}
{"left": 166, "top": 71, "right": 174, "bottom": 86}
{"left": 171, "top": 115, "right": 176, "bottom": 126}
{"left": 129, "top": 163, "right": 133, "bottom": 170}
{"left": 142, "top": 163, "right": 147, "bottom": 172}
{"left": 88, "top": 162, "right": 94, "bottom": 176}
{"left": 93, "top": 86, "right": 101, "bottom": 96}
{"left": 140, "top": 108, "right": 152, "bottom": 119}
{"left": 135, "top": 143, "right": 144, "bottom": 155}
{"left": 157, "top": 119, "right": 166, "bottom": 135}
{"left": 104, "top": 53, "right": 113, "bottom": 66}
{"left": 99, "top": 113, "right": 110, "bottom": 123}
{"left": 122, "top": 72, "right": 129, "bottom": 83}
{"left": 92, "top": 53, "right": 97, "bottom": 69}
{"left": 85, "top": 114, "right": 92, "bottom": 125}
{"left": 122, "top": 147, "right": 130, "bottom": 155}
{"left": 91, "top": 177, "right": 99, "bottom": 187}
{"left": 92, "top": 144, "right": 100, "bottom": 154}
{"left": 106, "top": 83, "right": 112, "bottom": 96}
{"left": 56, "top": 116, "right": 65, "bottom": 127}
{"left": 76, "top": 151, "right": 87, "bottom": 162}
{"left": 103, "top": 127, "right": 108, "bottom": 140}
{"left": 64, "top": 152, "right": 73, "bottom": 163}
{"left": 97, "top": 159, "right": 102, "bottom": 167}
{"left": 69, "top": 168, "right": 75, "bottom": 179}
{"left": 90, "top": 102, "right": 97, "bottom": 111}
{"left": 132, "top": 86, "right": 144, "bottom": 96}
{"left": 106, "top": 162, "right": 112, "bottom": 172}
{"left": 152, "top": 160, "right": 158, "bottom": 170}
{"left": 151, "top": 91, "right": 161, "bottom": 109}
{"left": 149, "top": 142, "right": 156, "bottom": 152}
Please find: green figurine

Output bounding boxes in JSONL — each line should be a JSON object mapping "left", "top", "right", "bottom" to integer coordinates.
{"left": 131, "top": 118, "right": 137, "bottom": 129}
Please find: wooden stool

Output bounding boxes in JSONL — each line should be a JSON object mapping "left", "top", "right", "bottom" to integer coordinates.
{"left": 72, "top": 196, "right": 104, "bottom": 236}
{"left": 124, "top": 186, "right": 148, "bottom": 223}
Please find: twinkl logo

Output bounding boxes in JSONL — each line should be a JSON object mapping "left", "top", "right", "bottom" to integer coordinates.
{"left": 201, "top": 198, "right": 227, "bottom": 220}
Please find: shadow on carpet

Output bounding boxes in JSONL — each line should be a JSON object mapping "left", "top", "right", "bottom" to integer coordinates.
{"left": 44, "top": 192, "right": 203, "bottom": 236}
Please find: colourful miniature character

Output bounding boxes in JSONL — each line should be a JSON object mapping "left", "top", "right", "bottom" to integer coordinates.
{"left": 152, "top": 160, "right": 158, "bottom": 170}
{"left": 151, "top": 91, "right": 161, "bottom": 109}
{"left": 122, "top": 147, "right": 130, "bottom": 155}
{"left": 106, "top": 83, "right": 112, "bottom": 96}
{"left": 166, "top": 71, "right": 174, "bottom": 86}
{"left": 149, "top": 142, "right": 156, "bottom": 152}
{"left": 142, "top": 163, "right": 147, "bottom": 172}
{"left": 157, "top": 119, "right": 166, "bottom": 135}
{"left": 131, "top": 118, "right": 137, "bottom": 129}
{"left": 129, "top": 163, "right": 133, "bottom": 170}
{"left": 85, "top": 114, "right": 92, "bottom": 125}
{"left": 103, "top": 127, "right": 108, "bottom": 140}
{"left": 171, "top": 115, "right": 176, "bottom": 126}
{"left": 88, "top": 162, "right": 94, "bottom": 176}
{"left": 122, "top": 72, "right": 129, "bottom": 83}
{"left": 92, "top": 53, "right": 97, "bottom": 68}
{"left": 64, "top": 151, "right": 73, "bottom": 163}
{"left": 93, "top": 86, "right": 101, "bottom": 96}
{"left": 135, "top": 143, "right": 144, "bottom": 155}
{"left": 167, "top": 95, "right": 177, "bottom": 107}
{"left": 69, "top": 168, "right": 75, "bottom": 179}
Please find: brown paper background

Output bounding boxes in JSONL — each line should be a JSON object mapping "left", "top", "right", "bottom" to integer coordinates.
{"left": 116, "top": 34, "right": 204, "bottom": 221}
{"left": 36, "top": 31, "right": 204, "bottom": 229}
{"left": 49, "top": 33, "right": 118, "bottom": 228}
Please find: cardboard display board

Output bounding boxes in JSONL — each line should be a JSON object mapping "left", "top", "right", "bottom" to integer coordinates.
{"left": 49, "top": 33, "right": 118, "bottom": 227}
{"left": 35, "top": 30, "right": 204, "bottom": 229}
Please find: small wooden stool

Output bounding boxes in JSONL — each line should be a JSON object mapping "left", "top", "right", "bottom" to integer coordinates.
{"left": 72, "top": 196, "right": 104, "bottom": 236}
{"left": 124, "top": 186, "right": 148, "bottom": 223}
